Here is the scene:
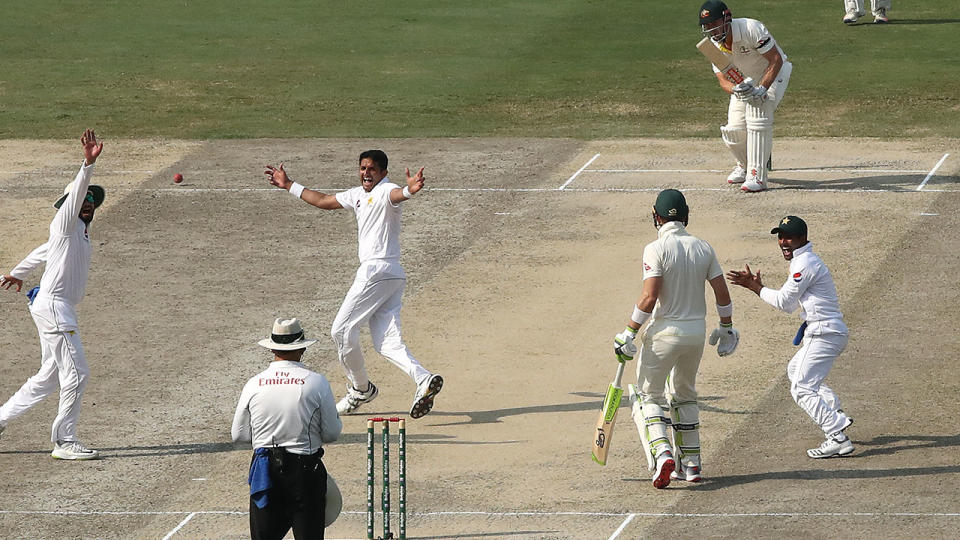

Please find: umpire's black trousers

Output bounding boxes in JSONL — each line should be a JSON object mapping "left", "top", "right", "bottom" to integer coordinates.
{"left": 250, "top": 448, "right": 327, "bottom": 540}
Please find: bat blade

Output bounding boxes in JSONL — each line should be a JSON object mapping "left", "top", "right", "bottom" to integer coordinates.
{"left": 696, "top": 37, "right": 745, "bottom": 84}
{"left": 591, "top": 362, "right": 625, "bottom": 466}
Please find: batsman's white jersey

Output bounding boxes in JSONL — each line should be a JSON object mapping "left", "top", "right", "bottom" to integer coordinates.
{"left": 711, "top": 18, "right": 790, "bottom": 86}
{"left": 331, "top": 179, "right": 431, "bottom": 390}
{"left": 761, "top": 242, "right": 852, "bottom": 435}
{"left": 0, "top": 163, "right": 96, "bottom": 443}
{"left": 632, "top": 221, "right": 723, "bottom": 471}
{"left": 232, "top": 360, "right": 342, "bottom": 455}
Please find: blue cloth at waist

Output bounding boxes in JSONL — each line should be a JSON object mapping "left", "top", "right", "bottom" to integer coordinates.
{"left": 248, "top": 448, "right": 272, "bottom": 509}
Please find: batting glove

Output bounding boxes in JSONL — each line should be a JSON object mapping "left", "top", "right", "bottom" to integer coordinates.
{"left": 614, "top": 327, "right": 639, "bottom": 362}
{"left": 708, "top": 323, "right": 739, "bottom": 357}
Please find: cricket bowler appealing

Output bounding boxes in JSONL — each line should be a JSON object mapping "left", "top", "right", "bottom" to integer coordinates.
{"left": 700, "top": 0, "right": 792, "bottom": 192}
{"left": 0, "top": 129, "right": 105, "bottom": 460}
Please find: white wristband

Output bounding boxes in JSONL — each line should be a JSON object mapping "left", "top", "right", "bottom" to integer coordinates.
{"left": 402, "top": 186, "right": 414, "bottom": 198}
{"left": 630, "top": 306, "right": 651, "bottom": 326}
{"left": 717, "top": 302, "right": 733, "bottom": 318}
{"left": 289, "top": 182, "right": 305, "bottom": 199}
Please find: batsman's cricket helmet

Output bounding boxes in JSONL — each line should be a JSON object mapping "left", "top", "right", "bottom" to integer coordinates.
{"left": 700, "top": 0, "right": 732, "bottom": 42}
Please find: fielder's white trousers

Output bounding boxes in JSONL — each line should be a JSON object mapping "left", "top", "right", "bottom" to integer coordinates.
{"left": 788, "top": 331, "right": 851, "bottom": 436}
{"left": 331, "top": 261, "right": 430, "bottom": 390}
{"left": 0, "top": 299, "right": 89, "bottom": 443}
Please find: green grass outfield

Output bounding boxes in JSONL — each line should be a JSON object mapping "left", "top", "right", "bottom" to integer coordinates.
{"left": 1, "top": 0, "right": 957, "bottom": 139}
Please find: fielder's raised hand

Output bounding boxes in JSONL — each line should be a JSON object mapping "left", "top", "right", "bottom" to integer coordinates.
{"left": 405, "top": 167, "right": 425, "bottom": 196}
{"left": 81, "top": 129, "right": 104, "bottom": 166}
{"left": 0, "top": 275, "right": 23, "bottom": 292}
{"left": 265, "top": 163, "right": 292, "bottom": 190}
{"left": 727, "top": 264, "right": 764, "bottom": 295}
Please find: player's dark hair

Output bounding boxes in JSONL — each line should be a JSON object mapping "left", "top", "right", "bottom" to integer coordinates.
{"left": 359, "top": 150, "right": 388, "bottom": 171}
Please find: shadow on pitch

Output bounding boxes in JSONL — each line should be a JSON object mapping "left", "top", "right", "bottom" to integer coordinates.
{"left": 408, "top": 531, "right": 557, "bottom": 539}
{"left": 0, "top": 441, "right": 241, "bottom": 458}
{"left": 623, "top": 434, "right": 960, "bottom": 490}
{"left": 768, "top": 174, "right": 926, "bottom": 191}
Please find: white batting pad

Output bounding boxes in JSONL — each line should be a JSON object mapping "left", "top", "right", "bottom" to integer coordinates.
{"left": 746, "top": 101, "right": 774, "bottom": 183}
{"left": 669, "top": 400, "right": 701, "bottom": 469}
{"left": 720, "top": 125, "right": 747, "bottom": 166}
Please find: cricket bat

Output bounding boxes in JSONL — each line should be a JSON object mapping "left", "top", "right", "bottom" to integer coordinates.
{"left": 696, "top": 37, "right": 745, "bottom": 84}
{"left": 591, "top": 361, "right": 625, "bottom": 466}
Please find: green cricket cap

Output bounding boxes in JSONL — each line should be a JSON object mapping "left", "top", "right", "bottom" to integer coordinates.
{"left": 654, "top": 189, "right": 688, "bottom": 220}
{"left": 770, "top": 215, "right": 807, "bottom": 237}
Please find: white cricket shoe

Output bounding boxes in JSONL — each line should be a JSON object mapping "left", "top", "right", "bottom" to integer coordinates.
{"left": 873, "top": 8, "right": 888, "bottom": 23}
{"left": 726, "top": 164, "right": 747, "bottom": 184}
{"left": 52, "top": 441, "right": 100, "bottom": 460}
{"left": 740, "top": 172, "right": 767, "bottom": 192}
{"left": 843, "top": 9, "right": 866, "bottom": 24}
{"left": 671, "top": 459, "right": 703, "bottom": 483}
{"left": 652, "top": 451, "right": 675, "bottom": 489}
{"left": 410, "top": 374, "right": 443, "bottom": 419}
{"left": 336, "top": 382, "right": 379, "bottom": 415}
{"left": 807, "top": 433, "right": 855, "bottom": 458}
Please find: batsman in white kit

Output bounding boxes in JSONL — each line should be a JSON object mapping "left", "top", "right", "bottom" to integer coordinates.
{"left": 612, "top": 189, "right": 739, "bottom": 488}
{"left": 727, "top": 216, "right": 854, "bottom": 458}
{"left": 265, "top": 150, "right": 443, "bottom": 418}
{"left": 0, "top": 129, "right": 105, "bottom": 460}
{"left": 698, "top": 0, "right": 792, "bottom": 192}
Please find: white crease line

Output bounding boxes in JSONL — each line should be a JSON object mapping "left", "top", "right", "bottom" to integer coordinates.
{"left": 560, "top": 153, "right": 600, "bottom": 190}
{"left": 586, "top": 168, "right": 928, "bottom": 174}
{"left": 919, "top": 212, "right": 939, "bottom": 216}
{"left": 608, "top": 513, "right": 636, "bottom": 539}
{"left": 161, "top": 512, "right": 197, "bottom": 540}
{"left": 917, "top": 153, "right": 950, "bottom": 191}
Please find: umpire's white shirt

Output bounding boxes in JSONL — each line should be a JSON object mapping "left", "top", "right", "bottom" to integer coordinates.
{"left": 642, "top": 221, "right": 723, "bottom": 334}
{"left": 712, "top": 18, "right": 791, "bottom": 82}
{"left": 760, "top": 242, "right": 848, "bottom": 336}
{"left": 232, "top": 361, "right": 342, "bottom": 455}
{"left": 335, "top": 179, "right": 404, "bottom": 272}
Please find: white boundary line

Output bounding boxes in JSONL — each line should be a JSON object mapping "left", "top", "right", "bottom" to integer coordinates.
{"left": 917, "top": 153, "right": 950, "bottom": 191}
{"left": 559, "top": 153, "right": 600, "bottom": 190}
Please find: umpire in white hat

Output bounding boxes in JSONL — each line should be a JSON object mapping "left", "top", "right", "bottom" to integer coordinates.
{"left": 232, "top": 318, "right": 343, "bottom": 539}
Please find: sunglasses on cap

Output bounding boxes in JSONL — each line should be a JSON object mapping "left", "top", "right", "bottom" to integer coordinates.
{"left": 85, "top": 193, "right": 95, "bottom": 204}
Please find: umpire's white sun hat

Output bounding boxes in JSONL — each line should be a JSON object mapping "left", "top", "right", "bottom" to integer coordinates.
{"left": 257, "top": 318, "right": 317, "bottom": 351}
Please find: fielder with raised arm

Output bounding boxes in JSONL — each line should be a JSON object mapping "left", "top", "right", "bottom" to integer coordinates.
{"left": 727, "top": 216, "right": 854, "bottom": 458}
{"left": 265, "top": 151, "right": 443, "bottom": 419}
{"left": 699, "top": 0, "right": 792, "bottom": 192}
{"left": 612, "top": 189, "right": 738, "bottom": 488}
{"left": 0, "top": 129, "right": 105, "bottom": 460}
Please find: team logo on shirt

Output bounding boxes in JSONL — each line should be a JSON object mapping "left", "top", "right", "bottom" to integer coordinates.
{"left": 793, "top": 272, "right": 802, "bottom": 282}
{"left": 367, "top": 196, "right": 373, "bottom": 205}
{"left": 756, "top": 37, "right": 770, "bottom": 49}
{"left": 643, "top": 263, "right": 651, "bottom": 271}
{"left": 740, "top": 46, "right": 750, "bottom": 54}
{"left": 355, "top": 200, "right": 361, "bottom": 208}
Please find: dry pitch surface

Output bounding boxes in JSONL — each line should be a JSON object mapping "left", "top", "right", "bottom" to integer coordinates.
{"left": 1, "top": 138, "right": 958, "bottom": 540}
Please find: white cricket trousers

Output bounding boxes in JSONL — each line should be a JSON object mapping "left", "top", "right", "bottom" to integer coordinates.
{"left": 636, "top": 326, "right": 705, "bottom": 407}
{"left": 788, "top": 331, "right": 851, "bottom": 436}
{"left": 0, "top": 301, "right": 90, "bottom": 443}
{"left": 332, "top": 262, "right": 430, "bottom": 390}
